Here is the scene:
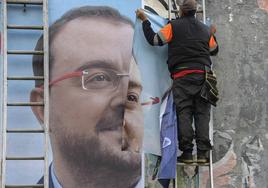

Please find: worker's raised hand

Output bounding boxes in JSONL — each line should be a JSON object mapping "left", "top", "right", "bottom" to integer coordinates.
{"left": 135, "top": 9, "right": 147, "bottom": 21}
{"left": 210, "top": 24, "right": 216, "bottom": 35}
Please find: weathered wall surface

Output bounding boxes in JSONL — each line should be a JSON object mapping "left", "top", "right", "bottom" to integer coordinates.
{"left": 144, "top": 0, "right": 268, "bottom": 187}
{"left": 206, "top": 0, "right": 268, "bottom": 187}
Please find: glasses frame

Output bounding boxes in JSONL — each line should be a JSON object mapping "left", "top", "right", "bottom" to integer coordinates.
{"left": 39, "top": 69, "right": 129, "bottom": 91}
{"left": 81, "top": 70, "right": 129, "bottom": 91}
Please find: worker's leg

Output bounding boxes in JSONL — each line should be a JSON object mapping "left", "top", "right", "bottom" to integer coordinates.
{"left": 194, "top": 94, "right": 212, "bottom": 162}
{"left": 173, "top": 74, "right": 206, "bottom": 151}
{"left": 172, "top": 78, "right": 195, "bottom": 153}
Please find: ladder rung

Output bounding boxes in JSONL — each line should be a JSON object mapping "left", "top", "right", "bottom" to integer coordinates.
{"left": 177, "top": 162, "right": 210, "bottom": 166}
{"left": 6, "top": 185, "right": 44, "bottom": 188}
{"left": 6, "top": 156, "right": 44, "bottom": 160}
{"left": 7, "top": 50, "right": 44, "bottom": 55}
{"left": 171, "top": 10, "right": 203, "bottom": 13}
{"left": 7, "top": 0, "right": 43, "bottom": 5}
{"left": 7, "top": 102, "right": 44, "bottom": 106}
{"left": 171, "top": 10, "right": 179, "bottom": 13}
{"left": 7, "top": 25, "right": 43, "bottom": 30}
{"left": 196, "top": 10, "right": 204, "bottom": 13}
{"left": 7, "top": 76, "right": 44, "bottom": 80}
{"left": 7, "top": 129, "right": 44, "bottom": 133}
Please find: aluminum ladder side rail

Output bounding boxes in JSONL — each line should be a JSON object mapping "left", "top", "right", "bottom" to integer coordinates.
{"left": 209, "top": 147, "right": 214, "bottom": 188}
{"left": 168, "top": 0, "right": 178, "bottom": 20}
{"left": 1, "top": 1, "right": 8, "bottom": 187}
{"left": 168, "top": 0, "right": 171, "bottom": 20}
{"left": 199, "top": 0, "right": 214, "bottom": 187}
{"left": 203, "top": 0, "right": 215, "bottom": 186}
{"left": 201, "top": 0, "right": 215, "bottom": 187}
{"left": 202, "top": 0, "right": 206, "bottom": 24}
{"left": 42, "top": 0, "right": 50, "bottom": 187}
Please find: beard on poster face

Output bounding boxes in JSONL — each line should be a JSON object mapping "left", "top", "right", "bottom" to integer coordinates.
{"left": 55, "top": 104, "right": 141, "bottom": 175}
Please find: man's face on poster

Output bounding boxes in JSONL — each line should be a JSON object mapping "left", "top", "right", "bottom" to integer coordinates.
{"left": 32, "top": 17, "right": 143, "bottom": 178}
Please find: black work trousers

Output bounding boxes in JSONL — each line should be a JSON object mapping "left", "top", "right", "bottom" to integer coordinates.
{"left": 172, "top": 73, "right": 212, "bottom": 152}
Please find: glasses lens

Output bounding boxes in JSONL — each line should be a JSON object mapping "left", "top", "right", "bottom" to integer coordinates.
{"left": 82, "top": 68, "right": 120, "bottom": 90}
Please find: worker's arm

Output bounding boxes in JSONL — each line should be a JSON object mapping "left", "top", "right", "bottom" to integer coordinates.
{"left": 142, "top": 21, "right": 173, "bottom": 46}
{"left": 136, "top": 9, "right": 173, "bottom": 46}
{"left": 209, "top": 24, "right": 219, "bottom": 56}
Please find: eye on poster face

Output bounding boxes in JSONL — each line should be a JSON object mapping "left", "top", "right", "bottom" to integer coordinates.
{"left": 0, "top": 1, "right": 144, "bottom": 188}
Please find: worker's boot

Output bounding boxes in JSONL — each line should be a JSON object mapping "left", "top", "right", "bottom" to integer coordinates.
{"left": 177, "top": 152, "right": 193, "bottom": 163}
{"left": 197, "top": 150, "right": 209, "bottom": 163}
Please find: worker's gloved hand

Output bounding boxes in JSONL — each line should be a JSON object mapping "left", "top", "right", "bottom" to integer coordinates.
{"left": 210, "top": 24, "right": 216, "bottom": 35}
{"left": 135, "top": 9, "right": 147, "bottom": 22}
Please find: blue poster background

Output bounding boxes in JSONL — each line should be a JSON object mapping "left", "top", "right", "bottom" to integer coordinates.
{"left": 133, "top": 10, "right": 172, "bottom": 155}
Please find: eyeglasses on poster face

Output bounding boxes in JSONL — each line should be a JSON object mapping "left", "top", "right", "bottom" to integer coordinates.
{"left": 39, "top": 67, "right": 160, "bottom": 106}
{"left": 41, "top": 67, "right": 129, "bottom": 91}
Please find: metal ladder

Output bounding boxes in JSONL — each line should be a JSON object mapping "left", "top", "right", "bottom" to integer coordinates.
{"left": 1, "top": 0, "right": 49, "bottom": 187}
{"left": 167, "top": 0, "right": 214, "bottom": 188}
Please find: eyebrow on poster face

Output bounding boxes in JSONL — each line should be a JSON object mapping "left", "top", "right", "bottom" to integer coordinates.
{"left": 128, "top": 80, "right": 143, "bottom": 91}
{"left": 75, "top": 60, "right": 124, "bottom": 72}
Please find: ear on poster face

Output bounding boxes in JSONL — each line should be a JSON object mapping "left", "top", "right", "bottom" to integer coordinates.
{"left": 30, "top": 88, "right": 45, "bottom": 126}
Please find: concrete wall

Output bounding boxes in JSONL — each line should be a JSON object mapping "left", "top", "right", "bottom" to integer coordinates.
{"left": 144, "top": 0, "right": 268, "bottom": 187}
{"left": 207, "top": 0, "right": 267, "bottom": 187}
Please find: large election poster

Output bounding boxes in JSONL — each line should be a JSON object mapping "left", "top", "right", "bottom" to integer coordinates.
{"left": 1, "top": 1, "right": 143, "bottom": 187}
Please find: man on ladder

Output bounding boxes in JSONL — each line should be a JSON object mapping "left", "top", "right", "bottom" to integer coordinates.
{"left": 136, "top": 0, "right": 219, "bottom": 164}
